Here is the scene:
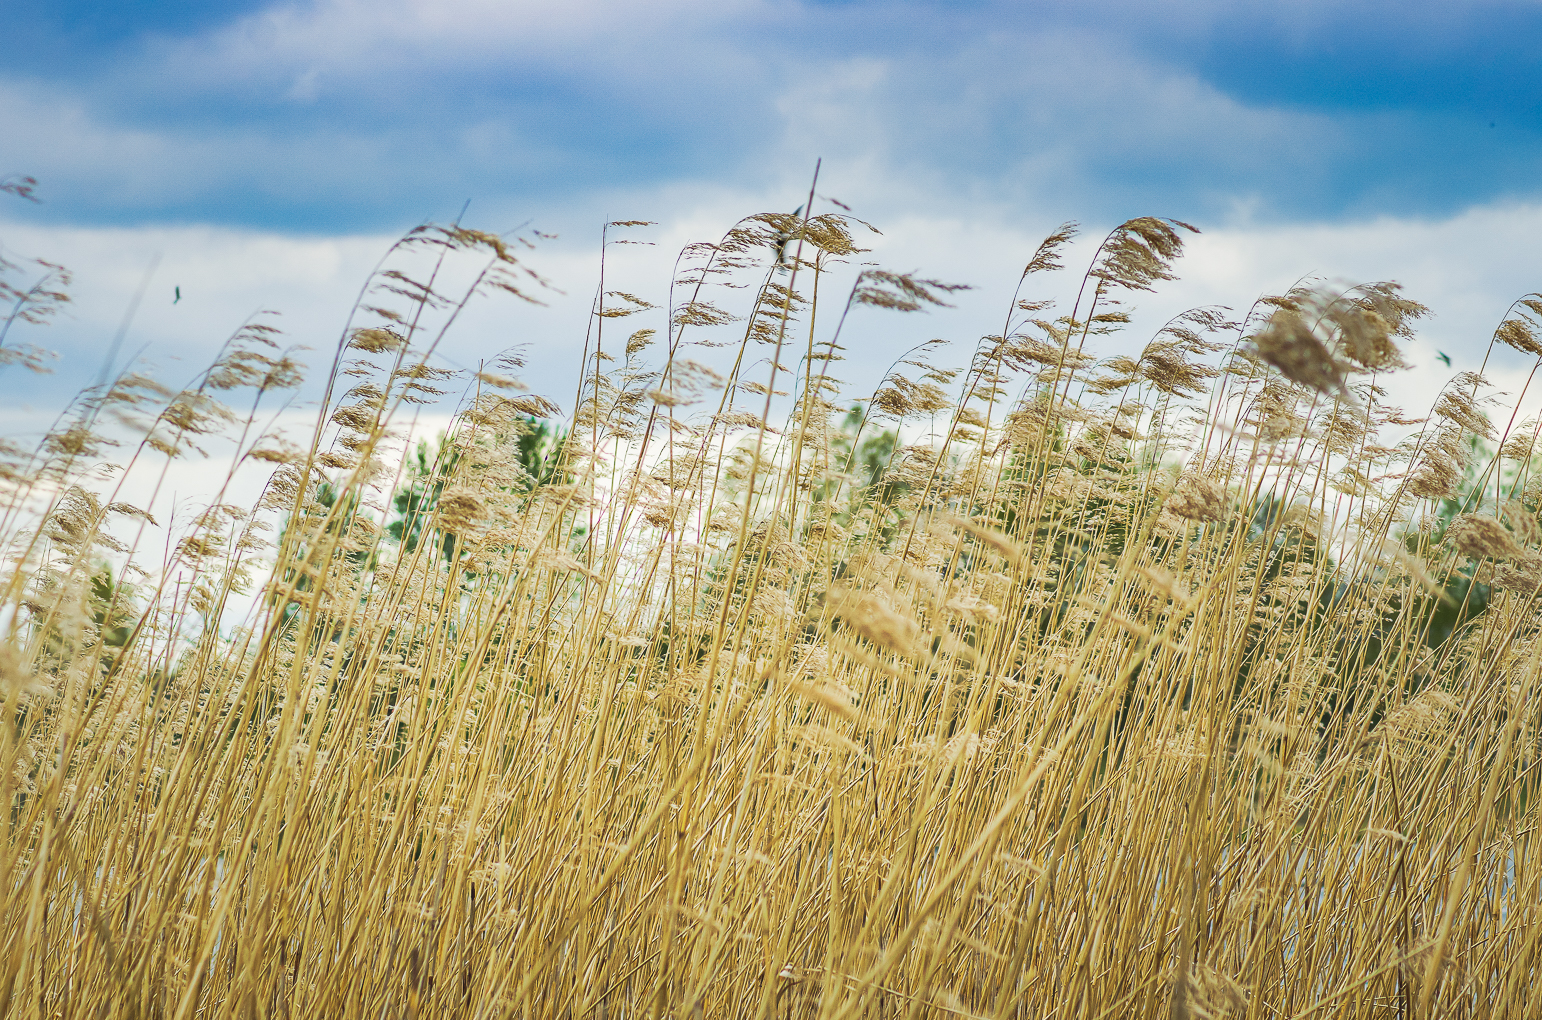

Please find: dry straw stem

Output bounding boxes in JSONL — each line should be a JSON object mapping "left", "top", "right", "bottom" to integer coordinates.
{"left": 2, "top": 203, "right": 1541, "bottom": 1020}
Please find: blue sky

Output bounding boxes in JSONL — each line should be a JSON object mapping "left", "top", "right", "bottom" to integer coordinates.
{"left": 4, "top": 0, "right": 1542, "bottom": 460}
{"left": 3, "top": 0, "right": 1542, "bottom": 552}
{"left": 3, "top": 0, "right": 1540, "bottom": 234}
{"left": 6, "top": 0, "right": 1542, "bottom": 626}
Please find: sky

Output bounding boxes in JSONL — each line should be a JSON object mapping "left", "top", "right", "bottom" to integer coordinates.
{"left": 3, "top": 0, "right": 1542, "bottom": 481}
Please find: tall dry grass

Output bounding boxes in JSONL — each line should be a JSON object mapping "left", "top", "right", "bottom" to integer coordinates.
{"left": 2, "top": 202, "right": 1542, "bottom": 1020}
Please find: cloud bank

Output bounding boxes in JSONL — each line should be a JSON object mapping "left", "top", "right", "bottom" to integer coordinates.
{"left": 3, "top": 0, "right": 1540, "bottom": 506}
{"left": 3, "top": 0, "right": 1538, "bottom": 233}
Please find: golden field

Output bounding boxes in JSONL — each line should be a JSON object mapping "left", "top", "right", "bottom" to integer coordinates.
{"left": 2, "top": 204, "right": 1540, "bottom": 1018}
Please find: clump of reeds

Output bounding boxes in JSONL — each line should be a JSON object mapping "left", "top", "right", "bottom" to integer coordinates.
{"left": 2, "top": 201, "right": 1541, "bottom": 1020}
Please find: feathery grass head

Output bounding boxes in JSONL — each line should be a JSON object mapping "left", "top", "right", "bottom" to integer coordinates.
{"left": 0, "top": 200, "right": 1536, "bottom": 1020}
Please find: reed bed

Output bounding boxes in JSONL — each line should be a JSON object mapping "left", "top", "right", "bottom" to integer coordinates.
{"left": 2, "top": 201, "right": 1541, "bottom": 1019}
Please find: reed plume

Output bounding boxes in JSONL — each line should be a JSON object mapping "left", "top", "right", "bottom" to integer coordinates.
{"left": 0, "top": 199, "right": 1537, "bottom": 1020}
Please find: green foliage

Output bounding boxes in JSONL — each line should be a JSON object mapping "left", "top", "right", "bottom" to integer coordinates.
{"left": 812, "top": 405, "right": 905, "bottom": 537}
{"left": 387, "top": 438, "right": 458, "bottom": 558}
{"left": 1408, "top": 433, "right": 1498, "bottom": 646}
{"left": 87, "top": 566, "right": 136, "bottom": 649}
{"left": 513, "top": 416, "right": 570, "bottom": 491}
{"left": 384, "top": 417, "right": 569, "bottom": 563}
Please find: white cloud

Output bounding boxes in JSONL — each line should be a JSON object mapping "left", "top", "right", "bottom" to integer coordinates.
{"left": 2, "top": 0, "right": 1514, "bottom": 241}
{"left": 5, "top": 191, "right": 1541, "bottom": 643}
{"left": 7, "top": 194, "right": 1542, "bottom": 450}
{"left": 0, "top": 78, "right": 425, "bottom": 215}
{"left": 145, "top": 0, "right": 780, "bottom": 94}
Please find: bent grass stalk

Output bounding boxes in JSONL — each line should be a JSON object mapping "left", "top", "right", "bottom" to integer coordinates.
{"left": 0, "top": 206, "right": 1539, "bottom": 1020}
